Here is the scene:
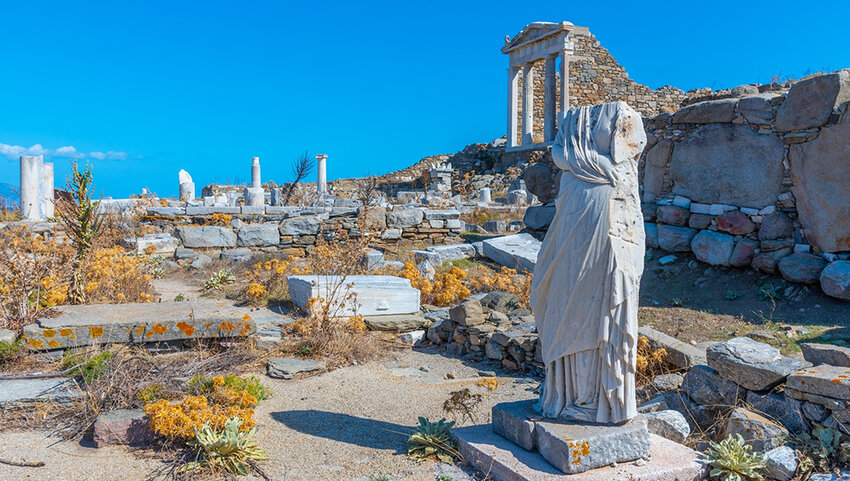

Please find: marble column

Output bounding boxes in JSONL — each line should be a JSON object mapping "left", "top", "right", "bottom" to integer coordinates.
{"left": 479, "top": 187, "right": 492, "bottom": 203}
{"left": 178, "top": 169, "right": 195, "bottom": 201}
{"left": 560, "top": 50, "right": 570, "bottom": 115}
{"left": 41, "top": 162, "right": 54, "bottom": 218}
{"left": 544, "top": 54, "right": 557, "bottom": 142}
{"left": 20, "top": 155, "right": 43, "bottom": 220}
{"left": 316, "top": 154, "right": 328, "bottom": 195}
{"left": 522, "top": 63, "right": 534, "bottom": 146}
{"left": 507, "top": 66, "right": 520, "bottom": 148}
{"left": 251, "top": 156, "right": 261, "bottom": 188}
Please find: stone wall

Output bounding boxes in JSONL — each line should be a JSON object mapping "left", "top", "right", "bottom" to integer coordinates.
{"left": 137, "top": 204, "right": 465, "bottom": 258}
{"left": 517, "top": 30, "right": 690, "bottom": 144}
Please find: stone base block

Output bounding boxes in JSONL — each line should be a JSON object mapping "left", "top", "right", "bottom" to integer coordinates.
{"left": 492, "top": 400, "right": 651, "bottom": 474}
{"left": 456, "top": 423, "right": 705, "bottom": 481}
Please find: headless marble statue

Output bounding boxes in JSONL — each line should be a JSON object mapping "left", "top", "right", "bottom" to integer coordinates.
{"left": 531, "top": 101, "right": 647, "bottom": 424}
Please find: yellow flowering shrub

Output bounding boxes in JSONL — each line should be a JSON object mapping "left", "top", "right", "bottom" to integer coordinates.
{"left": 207, "top": 213, "right": 232, "bottom": 226}
{"left": 83, "top": 246, "right": 154, "bottom": 304}
{"left": 636, "top": 335, "right": 669, "bottom": 386}
{"left": 467, "top": 266, "right": 532, "bottom": 308}
{"left": 398, "top": 262, "right": 469, "bottom": 307}
{"left": 477, "top": 378, "right": 499, "bottom": 391}
{"left": 145, "top": 394, "right": 256, "bottom": 440}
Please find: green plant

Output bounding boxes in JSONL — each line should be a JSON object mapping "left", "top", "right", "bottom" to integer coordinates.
{"left": 371, "top": 476, "right": 390, "bottom": 481}
{"left": 799, "top": 423, "right": 850, "bottom": 470}
{"left": 725, "top": 290, "right": 742, "bottom": 300}
{"left": 137, "top": 383, "right": 167, "bottom": 404}
{"left": 295, "top": 342, "right": 313, "bottom": 356}
{"left": 174, "top": 293, "right": 186, "bottom": 302}
{"left": 63, "top": 351, "right": 115, "bottom": 383}
{"left": 671, "top": 297, "right": 684, "bottom": 307}
{"left": 438, "top": 476, "right": 453, "bottom": 481}
{"left": 407, "top": 417, "right": 459, "bottom": 463}
{"left": 149, "top": 266, "right": 165, "bottom": 279}
{"left": 704, "top": 433, "right": 766, "bottom": 481}
{"left": 204, "top": 269, "right": 236, "bottom": 291}
{"left": 188, "top": 374, "right": 270, "bottom": 402}
{"left": 758, "top": 283, "right": 780, "bottom": 301}
{"left": 182, "top": 416, "right": 268, "bottom": 476}
{"left": 57, "top": 160, "right": 103, "bottom": 305}
{"left": 0, "top": 340, "right": 22, "bottom": 365}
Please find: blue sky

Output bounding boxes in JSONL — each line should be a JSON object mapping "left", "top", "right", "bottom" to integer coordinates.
{"left": 1, "top": 0, "right": 847, "bottom": 198}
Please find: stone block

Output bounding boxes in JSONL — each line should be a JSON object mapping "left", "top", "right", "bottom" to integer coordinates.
{"left": 287, "top": 275, "right": 419, "bottom": 317}
{"left": 237, "top": 223, "right": 280, "bottom": 247}
{"left": 723, "top": 407, "right": 788, "bottom": 452}
{"left": 381, "top": 228, "right": 402, "bottom": 240}
{"left": 776, "top": 69, "right": 850, "bottom": 132}
{"left": 682, "top": 365, "right": 745, "bottom": 406}
{"left": 93, "top": 409, "right": 155, "bottom": 447}
{"left": 644, "top": 223, "right": 659, "bottom": 248}
{"left": 136, "top": 233, "right": 179, "bottom": 255}
{"left": 746, "top": 390, "right": 808, "bottom": 434}
{"left": 821, "top": 261, "right": 850, "bottom": 300}
{"left": 657, "top": 225, "right": 696, "bottom": 252}
{"left": 790, "top": 111, "right": 850, "bottom": 252}
{"left": 716, "top": 211, "right": 755, "bottom": 235}
{"left": 492, "top": 400, "right": 538, "bottom": 451}
{"left": 670, "top": 124, "right": 784, "bottom": 207}
{"left": 778, "top": 253, "right": 828, "bottom": 284}
{"left": 482, "top": 233, "right": 541, "bottom": 273}
{"left": 266, "top": 357, "right": 326, "bottom": 379}
{"left": 422, "top": 244, "right": 476, "bottom": 264}
{"left": 534, "top": 415, "right": 651, "bottom": 474}
{"left": 386, "top": 208, "right": 424, "bottom": 228}
{"left": 759, "top": 212, "right": 794, "bottom": 240}
{"left": 672, "top": 98, "right": 737, "bottom": 124}
{"left": 738, "top": 94, "right": 776, "bottom": 125}
{"left": 656, "top": 205, "right": 689, "bottom": 226}
{"left": 707, "top": 337, "right": 812, "bottom": 391}
{"left": 638, "top": 326, "right": 706, "bottom": 369}
{"left": 363, "top": 313, "right": 427, "bottom": 332}
{"left": 279, "top": 215, "right": 321, "bottom": 236}
{"left": 764, "top": 446, "right": 798, "bottom": 481}
{"left": 691, "top": 230, "right": 735, "bottom": 266}
{"left": 0, "top": 378, "right": 81, "bottom": 408}
{"left": 644, "top": 410, "right": 690, "bottom": 444}
{"left": 524, "top": 205, "right": 556, "bottom": 231}
{"left": 177, "top": 226, "right": 236, "bottom": 248}
{"left": 190, "top": 254, "right": 212, "bottom": 269}
{"left": 800, "top": 343, "right": 850, "bottom": 367}
{"left": 457, "top": 423, "right": 706, "bottom": 481}
{"left": 146, "top": 206, "right": 185, "bottom": 216}
{"left": 240, "top": 205, "right": 264, "bottom": 215}
{"left": 524, "top": 163, "right": 558, "bottom": 204}
{"left": 220, "top": 248, "right": 253, "bottom": 263}
{"left": 787, "top": 364, "right": 850, "bottom": 400}
{"left": 483, "top": 220, "right": 507, "bottom": 233}
{"left": 186, "top": 206, "right": 240, "bottom": 215}
{"left": 424, "top": 209, "right": 460, "bottom": 220}
{"left": 449, "top": 299, "right": 485, "bottom": 327}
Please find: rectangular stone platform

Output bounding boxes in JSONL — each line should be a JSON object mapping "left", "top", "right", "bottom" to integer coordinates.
{"left": 456, "top": 424, "right": 706, "bottom": 481}
{"left": 20, "top": 300, "right": 286, "bottom": 350}
{"left": 491, "top": 400, "right": 651, "bottom": 474}
{"left": 287, "top": 275, "right": 420, "bottom": 316}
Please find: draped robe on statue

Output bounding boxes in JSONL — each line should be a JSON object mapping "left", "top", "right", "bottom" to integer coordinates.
{"left": 531, "top": 101, "right": 647, "bottom": 424}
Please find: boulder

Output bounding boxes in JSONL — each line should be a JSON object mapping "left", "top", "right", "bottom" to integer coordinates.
{"left": 178, "top": 226, "right": 237, "bottom": 248}
{"left": 266, "top": 358, "right": 326, "bottom": 379}
{"left": 93, "top": 409, "right": 154, "bottom": 447}
{"left": 716, "top": 211, "right": 755, "bottom": 235}
{"left": 682, "top": 365, "right": 745, "bottom": 406}
{"left": 691, "top": 230, "right": 735, "bottom": 266}
{"left": 523, "top": 205, "right": 556, "bottom": 231}
{"left": 688, "top": 213, "right": 713, "bottom": 230}
{"left": 482, "top": 220, "right": 507, "bottom": 233}
{"left": 752, "top": 248, "right": 792, "bottom": 274}
{"left": 775, "top": 69, "right": 850, "bottom": 132}
{"left": 663, "top": 391, "right": 719, "bottom": 432}
{"left": 821, "top": 261, "right": 850, "bottom": 301}
{"left": 790, "top": 114, "right": 850, "bottom": 252}
{"left": 237, "top": 223, "right": 280, "bottom": 247}
{"left": 777, "top": 253, "right": 828, "bottom": 284}
{"left": 657, "top": 225, "right": 697, "bottom": 252}
{"left": 759, "top": 212, "right": 794, "bottom": 241}
{"left": 669, "top": 124, "right": 784, "bottom": 207}
{"left": 279, "top": 216, "right": 321, "bottom": 236}
{"left": 746, "top": 390, "right": 808, "bottom": 434}
{"left": 359, "top": 206, "right": 387, "bottom": 230}
{"left": 724, "top": 407, "right": 788, "bottom": 452}
{"left": 764, "top": 446, "right": 798, "bottom": 481}
{"left": 730, "top": 239, "right": 759, "bottom": 268}
{"left": 523, "top": 163, "right": 558, "bottom": 204}
{"left": 672, "top": 98, "right": 737, "bottom": 124}
{"left": 449, "top": 299, "right": 485, "bottom": 327}
{"left": 651, "top": 373, "right": 683, "bottom": 392}
{"left": 657, "top": 205, "right": 690, "bottom": 226}
{"left": 386, "top": 208, "right": 425, "bottom": 228}
{"left": 707, "top": 337, "right": 812, "bottom": 391}
{"left": 480, "top": 291, "right": 522, "bottom": 314}
{"left": 644, "top": 410, "right": 690, "bottom": 444}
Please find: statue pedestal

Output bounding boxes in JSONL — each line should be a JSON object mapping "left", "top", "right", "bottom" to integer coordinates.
{"left": 453, "top": 400, "right": 706, "bottom": 480}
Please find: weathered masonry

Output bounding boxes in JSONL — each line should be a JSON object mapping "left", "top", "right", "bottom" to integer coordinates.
{"left": 504, "top": 21, "right": 688, "bottom": 150}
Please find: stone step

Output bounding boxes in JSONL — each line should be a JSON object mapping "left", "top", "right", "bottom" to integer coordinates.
{"left": 456, "top": 423, "right": 705, "bottom": 481}
{"left": 21, "top": 300, "right": 287, "bottom": 351}
{"left": 0, "top": 378, "right": 82, "bottom": 409}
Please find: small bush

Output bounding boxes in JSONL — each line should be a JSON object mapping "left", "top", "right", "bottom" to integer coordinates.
{"left": 407, "top": 417, "right": 459, "bottom": 463}
{"left": 204, "top": 269, "right": 236, "bottom": 291}
{"left": 145, "top": 394, "right": 256, "bottom": 440}
{"left": 704, "top": 433, "right": 766, "bottom": 481}
{"left": 182, "top": 416, "right": 268, "bottom": 476}
{"left": 188, "top": 374, "right": 270, "bottom": 402}
{"left": 636, "top": 336, "right": 669, "bottom": 386}
{"left": 63, "top": 351, "right": 115, "bottom": 383}
{"left": 0, "top": 340, "right": 23, "bottom": 365}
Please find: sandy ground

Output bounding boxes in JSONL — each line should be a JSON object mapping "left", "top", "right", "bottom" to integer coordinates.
{"left": 0, "top": 349, "right": 536, "bottom": 481}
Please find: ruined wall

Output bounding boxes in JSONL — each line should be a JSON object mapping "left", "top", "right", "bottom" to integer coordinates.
{"left": 516, "top": 30, "right": 689, "bottom": 144}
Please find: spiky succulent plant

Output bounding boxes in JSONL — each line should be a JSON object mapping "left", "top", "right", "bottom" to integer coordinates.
{"left": 704, "top": 434, "right": 766, "bottom": 481}
{"left": 183, "top": 416, "right": 268, "bottom": 476}
{"left": 407, "top": 417, "right": 459, "bottom": 463}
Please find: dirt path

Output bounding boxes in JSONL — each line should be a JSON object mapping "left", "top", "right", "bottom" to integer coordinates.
{"left": 0, "top": 349, "right": 535, "bottom": 481}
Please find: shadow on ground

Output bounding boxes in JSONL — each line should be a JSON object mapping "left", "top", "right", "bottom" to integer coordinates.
{"left": 270, "top": 410, "right": 411, "bottom": 454}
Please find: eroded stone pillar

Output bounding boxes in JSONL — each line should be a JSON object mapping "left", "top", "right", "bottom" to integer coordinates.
{"left": 251, "top": 156, "right": 261, "bottom": 188}
{"left": 178, "top": 169, "right": 195, "bottom": 201}
{"left": 507, "top": 67, "right": 520, "bottom": 148}
{"left": 41, "top": 162, "right": 54, "bottom": 218}
{"left": 479, "top": 187, "right": 492, "bottom": 203}
{"left": 560, "top": 50, "right": 570, "bottom": 116}
{"left": 316, "top": 154, "right": 328, "bottom": 195}
{"left": 522, "top": 63, "right": 534, "bottom": 145}
{"left": 544, "top": 55, "right": 557, "bottom": 142}
{"left": 20, "top": 155, "right": 43, "bottom": 220}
